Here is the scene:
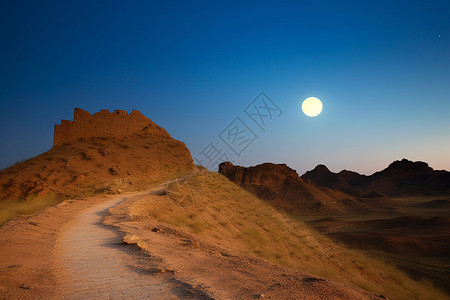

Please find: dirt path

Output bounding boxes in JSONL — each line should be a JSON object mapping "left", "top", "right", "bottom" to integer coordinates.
{"left": 56, "top": 196, "right": 169, "bottom": 299}
{"left": 56, "top": 194, "right": 211, "bottom": 300}
{"left": 0, "top": 187, "right": 210, "bottom": 299}
{"left": 0, "top": 194, "right": 114, "bottom": 299}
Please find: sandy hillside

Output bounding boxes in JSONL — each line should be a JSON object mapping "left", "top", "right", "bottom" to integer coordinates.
{"left": 120, "top": 170, "right": 448, "bottom": 300}
{"left": 1, "top": 180, "right": 382, "bottom": 300}
{"left": 0, "top": 108, "right": 195, "bottom": 224}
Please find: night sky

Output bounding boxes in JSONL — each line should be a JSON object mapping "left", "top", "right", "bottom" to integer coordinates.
{"left": 1, "top": 1, "right": 449, "bottom": 174}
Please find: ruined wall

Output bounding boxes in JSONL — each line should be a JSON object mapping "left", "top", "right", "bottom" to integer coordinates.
{"left": 54, "top": 108, "right": 161, "bottom": 146}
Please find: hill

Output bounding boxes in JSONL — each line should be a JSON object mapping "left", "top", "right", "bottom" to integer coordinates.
{"left": 218, "top": 161, "right": 450, "bottom": 293}
{"left": 302, "top": 159, "right": 450, "bottom": 197}
{"left": 120, "top": 170, "right": 447, "bottom": 299}
{"left": 0, "top": 108, "right": 195, "bottom": 223}
{"left": 218, "top": 161, "right": 373, "bottom": 214}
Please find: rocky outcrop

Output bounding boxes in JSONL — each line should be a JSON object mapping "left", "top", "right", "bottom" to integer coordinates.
{"left": 219, "top": 162, "right": 301, "bottom": 186}
{"left": 219, "top": 162, "right": 369, "bottom": 214}
{"left": 302, "top": 165, "right": 369, "bottom": 196}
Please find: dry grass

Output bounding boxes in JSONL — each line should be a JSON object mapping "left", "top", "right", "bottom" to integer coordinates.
{"left": 0, "top": 130, "right": 195, "bottom": 203}
{"left": 131, "top": 171, "right": 448, "bottom": 300}
{"left": 0, "top": 193, "right": 60, "bottom": 225}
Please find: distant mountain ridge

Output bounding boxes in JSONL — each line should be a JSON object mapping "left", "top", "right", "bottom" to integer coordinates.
{"left": 219, "top": 159, "right": 450, "bottom": 215}
{"left": 219, "top": 162, "right": 373, "bottom": 214}
{"left": 302, "top": 159, "right": 450, "bottom": 197}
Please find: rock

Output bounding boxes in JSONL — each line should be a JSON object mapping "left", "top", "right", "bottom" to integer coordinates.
{"left": 79, "top": 151, "right": 91, "bottom": 160}
{"left": 104, "top": 185, "right": 120, "bottom": 194}
{"left": 218, "top": 161, "right": 369, "bottom": 214}
{"left": 218, "top": 162, "right": 301, "bottom": 186}
{"left": 98, "top": 148, "right": 114, "bottom": 157}
{"left": 252, "top": 293, "right": 265, "bottom": 298}
{"left": 72, "top": 175, "right": 86, "bottom": 183}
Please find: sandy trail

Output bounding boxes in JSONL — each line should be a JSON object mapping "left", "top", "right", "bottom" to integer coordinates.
{"left": 56, "top": 194, "right": 209, "bottom": 300}
{"left": 56, "top": 196, "right": 169, "bottom": 299}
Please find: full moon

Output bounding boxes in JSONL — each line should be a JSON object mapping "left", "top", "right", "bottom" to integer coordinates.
{"left": 302, "top": 97, "right": 323, "bottom": 117}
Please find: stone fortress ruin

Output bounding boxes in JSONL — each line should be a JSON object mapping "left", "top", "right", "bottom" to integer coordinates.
{"left": 53, "top": 108, "right": 161, "bottom": 146}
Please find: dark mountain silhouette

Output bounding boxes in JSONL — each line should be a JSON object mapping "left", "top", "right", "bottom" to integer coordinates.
{"left": 302, "top": 159, "right": 450, "bottom": 197}
{"left": 218, "top": 162, "right": 373, "bottom": 214}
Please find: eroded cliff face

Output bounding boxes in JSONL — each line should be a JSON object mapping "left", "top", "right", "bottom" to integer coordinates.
{"left": 0, "top": 108, "right": 196, "bottom": 201}
{"left": 218, "top": 162, "right": 301, "bottom": 186}
{"left": 219, "top": 162, "right": 368, "bottom": 214}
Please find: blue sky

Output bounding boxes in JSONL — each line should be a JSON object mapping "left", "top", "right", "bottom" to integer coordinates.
{"left": 1, "top": 0, "right": 449, "bottom": 174}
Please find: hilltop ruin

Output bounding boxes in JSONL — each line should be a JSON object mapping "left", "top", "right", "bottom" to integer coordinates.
{"left": 1, "top": 108, "right": 195, "bottom": 202}
{"left": 54, "top": 108, "right": 165, "bottom": 146}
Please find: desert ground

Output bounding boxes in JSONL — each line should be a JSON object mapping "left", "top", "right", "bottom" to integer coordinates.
{"left": 1, "top": 176, "right": 384, "bottom": 300}
{"left": 2, "top": 170, "right": 448, "bottom": 299}
{"left": 297, "top": 196, "right": 450, "bottom": 294}
{"left": 219, "top": 161, "right": 450, "bottom": 296}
